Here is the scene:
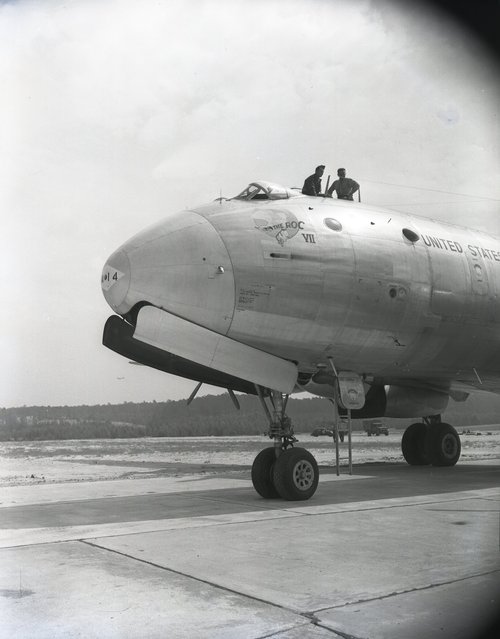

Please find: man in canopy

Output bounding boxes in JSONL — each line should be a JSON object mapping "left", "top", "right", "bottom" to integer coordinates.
{"left": 327, "top": 168, "right": 360, "bottom": 201}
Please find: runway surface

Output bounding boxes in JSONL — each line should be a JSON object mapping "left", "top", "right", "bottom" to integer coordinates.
{"left": 1, "top": 459, "right": 499, "bottom": 638}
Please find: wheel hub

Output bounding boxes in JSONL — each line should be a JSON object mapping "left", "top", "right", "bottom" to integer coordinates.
{"left": 293, "top": 460, "right": 314, "bottom": 490}
{"left": 442, "top": 433, "right": 458, "bottom": 458}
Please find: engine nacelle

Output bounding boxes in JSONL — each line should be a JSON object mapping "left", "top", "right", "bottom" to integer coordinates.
{"left": 384, "top": 385, "right": 449, "bottom": 418}
{"left": 304, "top": 379, "right": 449, "bottom": 419}
{"left": 344, "top": 385, "right": 449, "bottom": 418}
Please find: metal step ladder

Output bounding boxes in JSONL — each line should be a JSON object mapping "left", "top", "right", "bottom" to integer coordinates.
{"left": 327, "top": 359, "right": 366, "bottom": 476}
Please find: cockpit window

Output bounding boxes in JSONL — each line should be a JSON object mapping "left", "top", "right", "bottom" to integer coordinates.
{"left": 233, "top": 181, "right": 301, "bottom": 201}
{"left": 234, "top": 184, "right": 269, "bottom": 200}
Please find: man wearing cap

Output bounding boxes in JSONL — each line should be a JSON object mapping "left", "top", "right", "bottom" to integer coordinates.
{"left": 327, "top": 168, "right": 360, "bottom": 200}
{"left": 302, "top": 165, "right": 325, "bottom": 196}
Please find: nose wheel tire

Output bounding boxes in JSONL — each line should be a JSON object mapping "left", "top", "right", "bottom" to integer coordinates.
{"left": 251, "top": 447, "right": 280, "bottom": 498}
{"left": 272, "top": 447, "right": 319, "bottom": 501}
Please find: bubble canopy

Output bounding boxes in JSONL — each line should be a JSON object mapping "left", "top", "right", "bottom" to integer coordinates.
{"left": 233, "top": 181, "right": 302, "bottom": 201}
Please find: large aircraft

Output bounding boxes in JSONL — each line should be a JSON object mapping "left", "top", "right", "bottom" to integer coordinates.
{"left": 101, "top": 180, "right": 500, "bottom": 501}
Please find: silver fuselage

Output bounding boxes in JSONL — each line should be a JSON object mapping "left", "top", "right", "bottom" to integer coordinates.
{"left": 102, "top": 194, "right": 500, "bottom": 396}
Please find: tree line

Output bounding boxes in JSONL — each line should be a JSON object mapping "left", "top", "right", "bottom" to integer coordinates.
{"left": 1, "top": 392, "right": 499, "bottom": 441}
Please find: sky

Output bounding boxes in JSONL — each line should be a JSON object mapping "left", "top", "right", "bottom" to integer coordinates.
{"left": 1, "top": 0, "right": 499, "bottom": 408}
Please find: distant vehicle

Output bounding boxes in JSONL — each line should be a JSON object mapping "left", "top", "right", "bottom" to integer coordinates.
{"left": 311, "top": 427, "right": 345, "bottom": 442}
{"left": 363, "top": 420, "right": 389, "bottom": 436}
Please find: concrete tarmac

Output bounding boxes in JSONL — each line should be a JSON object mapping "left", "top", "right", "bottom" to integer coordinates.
{"left": 1, "top": 460, "right": 499, "bottom": 638}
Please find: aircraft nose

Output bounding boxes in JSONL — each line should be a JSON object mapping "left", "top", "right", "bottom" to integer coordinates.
{"left": 101, "top": 210, "right": 235, "bottom": 334}
{"left": 101, "top": 249, "right": 131, "bottom": 312}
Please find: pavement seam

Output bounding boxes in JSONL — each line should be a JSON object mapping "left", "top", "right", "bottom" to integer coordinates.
{"left": 77, "top": 541, "right": 500, "bottom": 638}
{"left": 79, "top": 538, "right": 307, "bottom": 618}
{"left": 309, "top": 567, "right": 500, "bottom": 613}
{"left": 1, "top": 494, "right": 497, "bottom": 545}
{"left": 257, "top": 612, "right": 363, "bottom": 639}
{"left": 258, "top": 619, "right": 349, "bottom": 638}
{"left": 313, "top": 626, "right": 365, "bottom": 639}
{"left": 301, "top": 613, "right": 358, "bottom": 638}
{"left": 425, "top": 508, "right": 500, "bottom": 512}
{"left": 2, "top": 483, "right": 498, "bottom": 510}
{"left": 186, "top": 492, "right": 498, "bottom": 519}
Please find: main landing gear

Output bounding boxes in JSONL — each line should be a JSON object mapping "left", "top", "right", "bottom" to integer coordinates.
{"left": 401, "top": 416, "right": 461, "bottom": 467}
{"left": 251, "top": 388, "right": 319, "bottom": 501}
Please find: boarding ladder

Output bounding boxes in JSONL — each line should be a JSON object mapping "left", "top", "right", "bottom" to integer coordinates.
{"left": 327, "top": 360, "right": 366, "bottom": 476}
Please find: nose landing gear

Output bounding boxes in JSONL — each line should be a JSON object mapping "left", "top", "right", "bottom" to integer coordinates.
{"left": 273, "top": 447, "right": 319, "bottom": 501}
{"left": 251, "top": 387, "right": 319, "bottom": 501}
{"left": 251, "top": 447, "right": 280, "bottom": 499}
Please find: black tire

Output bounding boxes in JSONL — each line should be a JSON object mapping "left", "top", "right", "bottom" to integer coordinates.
{"left": 251, "top": 447, "right": 280, "bottom": 498}
{"left": 426, "top": 423, "right": 461, "bottom": 466}
{"left": 272, "top": 447, "right": 319, "bottom": 501}
{"left": 402, "top": 423, "right": 430, "bottom": 465}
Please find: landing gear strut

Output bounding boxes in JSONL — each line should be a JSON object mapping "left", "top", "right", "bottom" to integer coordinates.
{"left": 402, "top": 415, "right": 461, "bottom": 467}
{"left": 251, "top": 387, "right": 319, "bottom": 501}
